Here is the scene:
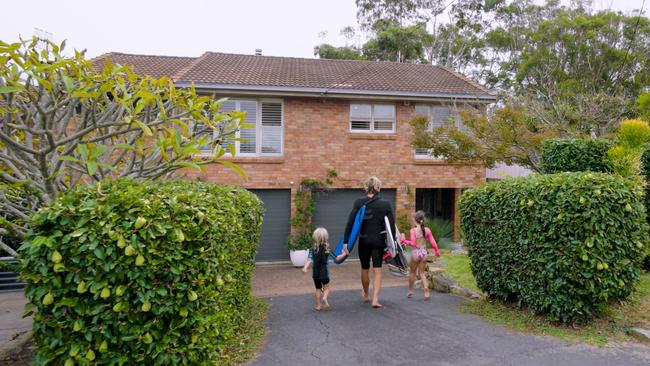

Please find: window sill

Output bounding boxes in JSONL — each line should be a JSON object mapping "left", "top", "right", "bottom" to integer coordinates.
{"left": 413, "top": 158, "right": 448, "bottom": 165}
{"left": 221, "top": 156, "right": 285, "bottom": 164}
{"left": 347, "top": 133, "right": 397, "bottom": 140}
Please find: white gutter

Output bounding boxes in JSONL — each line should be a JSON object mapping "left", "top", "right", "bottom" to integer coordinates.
{"left": 174, "top": 81, "right": 497, "bottom": 103}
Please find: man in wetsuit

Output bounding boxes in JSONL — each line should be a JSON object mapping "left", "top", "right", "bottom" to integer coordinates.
{"left": 342, "top": 176, "right": 395, "bottom": 308}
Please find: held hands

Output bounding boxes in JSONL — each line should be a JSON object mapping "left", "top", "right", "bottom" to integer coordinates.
{"left": 342, "top": 243, "right": 349, "bottom": 255}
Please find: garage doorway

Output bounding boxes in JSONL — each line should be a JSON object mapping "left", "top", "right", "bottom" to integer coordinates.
{"left": 249, "top": 189, "right": 291, "bottom": 262}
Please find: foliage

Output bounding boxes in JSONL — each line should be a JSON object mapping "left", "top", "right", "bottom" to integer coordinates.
{"left": 439, "top": 253, "right": 479, "bottom": 293}
{"left": 463, "top": 272, "right": 650, "bottom": 346}
{"left": 395, "top": 209, "right": 411, "bottom": 234}
{"left": 461, "top": 172, "right": 647, "bottom": 323}
{"left": 288, "top": 173, "right": 337, "bottom": 251}
{"left": 362, "top": 21, "right": 432, "bottom": 63}
{"left": 540, "top": 139, "right": 612, "bottom": 174}
{"left": 19, "top": 179, "right": 264, "bottom": 365}
{"left": 0, "top": 39, "right": 245, "bottom": 256}
{"left": 314, "top": 44, "right": 365, "bottom": 60}
{"left": 411, "top": 105, "right": 555, "bottom": 171}
{"left": 426, "top": 218, "right": 453, "bottom": 248}
{"left": 638, "top": 92, "right": 650, "bottom": 121}
{"left": 218, "top": 298, "right": 268, "bottom": 366}
{"left": 607, "top": 119, "right": 650, "bottom": 180}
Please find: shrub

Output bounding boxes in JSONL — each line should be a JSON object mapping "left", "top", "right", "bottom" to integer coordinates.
{"left": 461, "top": 172, "right": 647, "bottom": 323}
{"left": 20, "top": 179, "right": 264, "bottom": 365}
{"left": 540, "top": 138, "right": 612, "bottom": 174}
{"left": 426, "top": 218, "right": 454, "bottom": 249}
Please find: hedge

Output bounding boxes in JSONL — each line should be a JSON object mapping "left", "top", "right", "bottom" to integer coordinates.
{"left": 461, "top": 172, "right": 646, "bottom": 323}
{"left": 20, "top": 179, "right": 264, "bottom": 365}
{"left": 540, "top": 138, "right": 612, "bottom": 173}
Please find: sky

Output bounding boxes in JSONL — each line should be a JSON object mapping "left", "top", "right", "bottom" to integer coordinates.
{"left": 0, "top": 0, "right": 646, "bottom": 59}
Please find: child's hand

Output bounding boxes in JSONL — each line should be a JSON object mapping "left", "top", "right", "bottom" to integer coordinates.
{"left": 302, "top": 267, "right": 308, "bottom": 273}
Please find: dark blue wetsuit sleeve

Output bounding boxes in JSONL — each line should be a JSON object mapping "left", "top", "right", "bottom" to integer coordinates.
{"left": 343, "top": 199, "right": 362, "bottom": 244}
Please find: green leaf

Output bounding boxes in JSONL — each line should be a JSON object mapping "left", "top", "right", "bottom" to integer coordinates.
{"left": 86, "top": 161, "right": 98, "bottom": 175}
{"left": 0, "top": 86, "right": 19, "bottom": 93}
{"left": 218, "top": 160, "right": 247, "bottom": 179}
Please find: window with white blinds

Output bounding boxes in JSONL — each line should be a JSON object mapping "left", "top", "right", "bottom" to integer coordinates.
{"left": 350, "top": 103, "right": 395, "bottom": 133}
{"left": 413, "top": 104, "right": 457, "bottom": 159}
{"left": 197, "top": 98, "right": 283, "bottom": 156}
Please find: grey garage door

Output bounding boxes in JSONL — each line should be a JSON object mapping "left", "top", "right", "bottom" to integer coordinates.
{"left": 312, "top": 189, "right": 396, "bottom": 258}
{"left": 249, "top": 189, "right": 291, "bottom": 262}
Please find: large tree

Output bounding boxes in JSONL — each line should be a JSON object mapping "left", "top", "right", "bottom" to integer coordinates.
{"left": 0, "top": 39, "right": 245, "bottom": 256}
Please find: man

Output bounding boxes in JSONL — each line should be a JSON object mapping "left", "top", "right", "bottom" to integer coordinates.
{"left": 342, "top": 176, "right": 395, "bottom": 308}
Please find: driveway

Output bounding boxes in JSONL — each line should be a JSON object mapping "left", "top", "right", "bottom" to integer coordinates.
{"left": 249, "top": 287, "right": 650, "bottom": 366}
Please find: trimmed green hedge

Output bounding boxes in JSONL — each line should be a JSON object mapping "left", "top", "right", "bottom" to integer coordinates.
{"left": 540, "top": 139, "right": 612, "bottom": 173}
{"left": 461, "top": 172, "right": 646, "bottom": 323}
{"left": 20, "top": 179, "right": 264, "bottom": 365}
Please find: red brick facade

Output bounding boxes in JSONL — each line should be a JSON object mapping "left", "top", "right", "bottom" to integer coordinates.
{"left": 183, "top": 96, "right": 485, "bottom": 237}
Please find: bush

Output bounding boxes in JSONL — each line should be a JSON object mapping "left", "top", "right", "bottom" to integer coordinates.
{"left": 461, "top": 172, "right": 647, "bottom": 323}
{"left": 541, "top": 139, "right": 612, "bottom": 173}
{"left": 426, "top": 218, "right": 454, "bottom": 249}
{"left": 20, "top": 179, "right": 264, "bottom": 365}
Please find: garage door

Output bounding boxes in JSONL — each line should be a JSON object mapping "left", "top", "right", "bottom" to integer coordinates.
{"left": 312, "top": 189, "right": 396, "bottom": 258}
{"left": 249, "top": 189, "right": 291, "bottom": 262}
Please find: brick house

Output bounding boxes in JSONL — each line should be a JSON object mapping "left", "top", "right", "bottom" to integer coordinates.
{"left": 94, "top": 52, "right": 496, "bottom": 262}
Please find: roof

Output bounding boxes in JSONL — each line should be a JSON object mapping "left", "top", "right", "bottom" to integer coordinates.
{"left": 92, "top": 52, "right": 195, "bottom": 79}
{"left": 92, "top": 51, "right": 495, "bottom": 101}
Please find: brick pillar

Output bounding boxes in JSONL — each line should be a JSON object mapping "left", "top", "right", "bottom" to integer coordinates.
{"left": 453, "top": 188, "right": 462, "bottom": 242}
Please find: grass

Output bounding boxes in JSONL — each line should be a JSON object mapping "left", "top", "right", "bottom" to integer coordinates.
{"left": 442, "top": 253, "right": 650, "bottom": 346}
{"left": 218, "top": 297, "right": 269, "bottom": 365}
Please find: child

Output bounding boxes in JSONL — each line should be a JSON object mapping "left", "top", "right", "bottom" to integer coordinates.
{"left": 302, "top": 228, "right": 331, "bottom": 310}
{"left": 400, "top": 211, "right": 440, "bottom": 300}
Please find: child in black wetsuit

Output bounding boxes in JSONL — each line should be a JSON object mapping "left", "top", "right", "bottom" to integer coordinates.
{"left": 302, "top": 227, "right": 331, "bottom": 311}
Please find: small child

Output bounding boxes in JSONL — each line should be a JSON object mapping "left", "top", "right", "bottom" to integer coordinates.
{"left": 400, "top": 211, "right": 440, "bottom": 300}
{"left": 302, "top": 228, "right": 331, "bottom": 311}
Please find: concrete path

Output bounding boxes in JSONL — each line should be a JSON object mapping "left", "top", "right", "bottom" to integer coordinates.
{"left": 249, "top": 287, "right": 650, "bottom": 366}
{"left": 0, "top": 291, "right": 31, "bottom": 356}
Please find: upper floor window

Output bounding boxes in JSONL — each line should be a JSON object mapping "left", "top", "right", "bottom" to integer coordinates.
{"left": 198, "top": 98, "right": 283, "bottom": 156}
{"left": 413, "top": 104, "right": 458, "bottom": 159}
{"left": 350, "top": 103, "right": 395, "bottom": 133}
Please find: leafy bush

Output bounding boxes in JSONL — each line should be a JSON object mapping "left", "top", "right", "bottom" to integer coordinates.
{"left": 426, "top": 218, "right": 454, "bottom": 249}
{"left": 540, "top": 139, "right": 612, "bottom": 173}
{"left": 608, "top": 119, "right": 650, "bottom": 180}
{"left": 20, "top": 179, "right": 264, "bottom": 365}
{"left": 288, "top": 232, "right": 313, "bottom": 251}
{"left": 461, "top": 172, "right": 646, "bottom": 323}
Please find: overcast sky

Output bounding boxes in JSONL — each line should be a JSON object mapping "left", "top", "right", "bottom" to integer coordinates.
{"left": 1, "top": 0, "right": 646, "bottom": 59}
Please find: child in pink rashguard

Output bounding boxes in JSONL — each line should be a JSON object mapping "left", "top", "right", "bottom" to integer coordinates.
{"left": 400, "top": 210, "right": 440, "bottom": 300}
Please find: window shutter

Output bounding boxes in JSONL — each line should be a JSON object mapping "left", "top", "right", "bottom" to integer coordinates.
{"left": 431, "top": 106, "right": 451, "bottom": 129}
{"left": 373, "top": 104, "right": 395, "bottom": 131}
{"left": 238, "top": 100, "right": 258, "bottom": 154}
{"left": 261, "top": 102, "right": 283, "bottom": 154}
{"left": 350, "top": 104, "right": 371, "bottom": 131}
{"left": 216, "top": 100, "right": 237, "bottom": 153}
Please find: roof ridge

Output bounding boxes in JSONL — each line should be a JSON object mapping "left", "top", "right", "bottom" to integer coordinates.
{"left": 172, "top": 52, "right": 211, "bottom": 81}
{"left": 202, "top": 51, "right": 445, "bottom": 67}
{"left": 102, "top": 51, "right": 197, "bottom": 59}
{"left": 436, "top": 64, "right": 495, "bottom": 96}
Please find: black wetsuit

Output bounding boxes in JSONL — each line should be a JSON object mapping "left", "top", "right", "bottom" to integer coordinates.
{"left": 343, "top": 194, "right": 395, "bottom": 269}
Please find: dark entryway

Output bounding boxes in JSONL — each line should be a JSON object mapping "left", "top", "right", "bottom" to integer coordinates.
{"left": 415, "top": 188, "right": 454, "bottom": 220}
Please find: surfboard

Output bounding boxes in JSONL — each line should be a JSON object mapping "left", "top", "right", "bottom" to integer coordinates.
{"left": 384, "top": 216, "right": 396, "bottom": 258}
{"left": 331, "top": 205, "right": 366, "bottom": 264}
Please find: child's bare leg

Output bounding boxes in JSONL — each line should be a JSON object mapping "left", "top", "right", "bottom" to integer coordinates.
{"left": 314, "top": 289, "right": 322, "bottom": 310}
{"left": 418, "top": 260, "right": 430, "bottom": 299}
{"left": 322, "top": 284, "right": 331, "bottom": 309}
{"left": 407, "top": 259, "right": 417, "bottom": 297}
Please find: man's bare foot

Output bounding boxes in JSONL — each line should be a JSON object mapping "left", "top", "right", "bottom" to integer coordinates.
{"left": 361, "top": 291, "right": 370, "bottom": 302}
{"left": 314, "top": 307, "right": 321, "bottom": 311}
{"left": 371, "top": 303, "right": 383, "bottom": 309}
{"left": 407, "top": 292, "right": 413, "bottom": 298}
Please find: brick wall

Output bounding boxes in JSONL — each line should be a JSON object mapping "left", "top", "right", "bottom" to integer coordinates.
{"left": 183, "top": 97, "right": 485, "bottom": 227}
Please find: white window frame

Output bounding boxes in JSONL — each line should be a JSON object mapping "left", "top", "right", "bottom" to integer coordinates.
{"left": 198, "top": 98, "right": 284, "bottom": 157}
{"left": 349, "top": 103, "right": 396, "bottom": 134}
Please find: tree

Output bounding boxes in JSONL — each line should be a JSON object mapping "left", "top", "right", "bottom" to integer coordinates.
{"left": 363, "top": 20, "right": 432, "bottom": 62}
{"left": 0, "top": 39, "right": 245, "bottom": 256}
{"left": 314, "top": 44, "right": 365, "bottom": 60}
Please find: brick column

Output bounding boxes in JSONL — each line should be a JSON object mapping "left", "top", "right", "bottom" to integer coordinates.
{"left": 453, "top": 188, "right": 462, "bottom": 242}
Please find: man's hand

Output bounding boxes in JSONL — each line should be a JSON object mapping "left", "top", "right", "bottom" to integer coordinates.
{"left": 342, "top": 244, "right": 349, "bottom": 255}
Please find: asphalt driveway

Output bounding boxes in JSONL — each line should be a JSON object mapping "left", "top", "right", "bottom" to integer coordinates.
{"left": 249, "top": 287, "right": 650, "bottom": 366}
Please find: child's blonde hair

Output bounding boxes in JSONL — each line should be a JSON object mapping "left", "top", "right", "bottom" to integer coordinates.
{"left": 312, "top": 227, "right": 330, "bottom": 252}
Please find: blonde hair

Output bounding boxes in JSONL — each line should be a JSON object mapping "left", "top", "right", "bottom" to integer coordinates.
{"left": 364, "top": 176, "right": 382, "bottom": 194}
{"left": 312, "top": 227, "right": 330, "bottom": 252}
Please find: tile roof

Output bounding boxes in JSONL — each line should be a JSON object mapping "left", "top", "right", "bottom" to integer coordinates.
{"left": 92, "top": 52, "right": 195, "bottom": 79}
{"left": 93, "top": 51, "right": 494, "bottom": 99}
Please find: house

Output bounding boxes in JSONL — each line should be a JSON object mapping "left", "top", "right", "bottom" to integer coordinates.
{"left": 94, "top": 51, "right": 496, "bottom": 262}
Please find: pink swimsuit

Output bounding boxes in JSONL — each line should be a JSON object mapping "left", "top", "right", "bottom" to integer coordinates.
{"left": 400, "top": 227, "right": 440, "bottom": 261}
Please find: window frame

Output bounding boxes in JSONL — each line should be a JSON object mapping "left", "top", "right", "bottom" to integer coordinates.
{"left": 349, "top": 103, "right": 396, "bottom": 134}
{"left": 413, "top": 104, "right": 458, "bottom": 160}
{"left": 198, "top": 98, "right": 284, "bottom": 157}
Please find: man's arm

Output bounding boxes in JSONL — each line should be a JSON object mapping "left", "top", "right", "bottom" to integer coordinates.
{"left": 342, "top": 199, "right": 362, "bottom": 253}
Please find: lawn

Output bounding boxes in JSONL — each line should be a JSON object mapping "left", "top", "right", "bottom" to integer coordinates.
{"left": 218, "top": 298, "right": 269, "bottom": 365}
{"left": 442, "top": 253, "right": 650, "bottom": 346}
